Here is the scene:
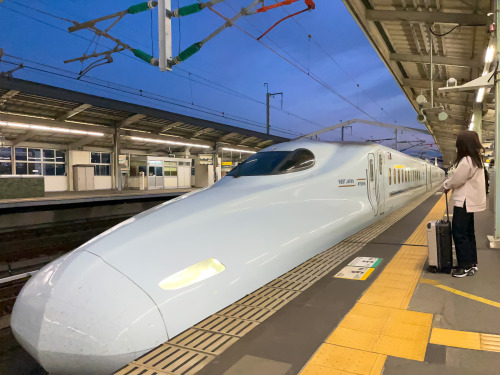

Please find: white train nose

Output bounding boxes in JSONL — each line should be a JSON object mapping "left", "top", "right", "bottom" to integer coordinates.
{"left": 11, "top": 250, "right": 168, "bottom": 375}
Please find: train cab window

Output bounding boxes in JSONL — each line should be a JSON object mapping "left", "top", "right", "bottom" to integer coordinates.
{"left": 388, "top": 168, "right": 391, "bottom": 185}
{"left": 227, "top": 148, "right": 315, "bottom": 177}
{"left": 278, "top": 149, "right": 315, "bottom": 174}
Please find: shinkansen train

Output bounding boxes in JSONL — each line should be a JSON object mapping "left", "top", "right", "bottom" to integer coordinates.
{"left": 11, "top": 140, "right": 444, "bottom": 374}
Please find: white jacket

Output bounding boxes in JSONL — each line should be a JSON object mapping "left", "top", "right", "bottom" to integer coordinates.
{"left": 443, "top": 156, "right": 486, "bottom": 212}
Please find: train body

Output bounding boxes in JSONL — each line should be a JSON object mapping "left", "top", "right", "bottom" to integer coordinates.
{"left": 11, "top": 140, "right": 444, "bottom": 374}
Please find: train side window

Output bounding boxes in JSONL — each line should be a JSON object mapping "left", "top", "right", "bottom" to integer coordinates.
{"left": 369, "top": 160, "right": 374, "bottom": 182}
{"left": 379, "top": 155, "right": 383, "bottom": 175}
{"left": 393, "top": 168, "right": 396, "bottom": 184}
{"left": 398, "top": 169, "right": 401, "bottom": 184}
{"left": 388, "top": 168, "right": 391, "bottom": 185}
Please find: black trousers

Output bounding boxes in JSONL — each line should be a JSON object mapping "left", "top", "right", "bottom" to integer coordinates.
{"left": 452, "top": 202, "right": 477, "bottom": 269}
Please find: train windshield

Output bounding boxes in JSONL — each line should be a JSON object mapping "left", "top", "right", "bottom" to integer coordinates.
{"left": 227, "top": 149, "right": 315, "bottom": 177}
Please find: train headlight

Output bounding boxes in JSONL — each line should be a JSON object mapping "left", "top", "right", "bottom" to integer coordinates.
{"left": 159, "top": 258, "right": 226, "bottom": 290}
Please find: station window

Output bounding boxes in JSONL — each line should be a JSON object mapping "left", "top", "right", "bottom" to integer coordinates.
{"left": 91, "top": 152, "right": 111, "bottom": 176}
{"left": 0, "top": 147, "right": 12, "bottom": 175}
{"left": 164, "top": 161, "right": 178, "bottom": 176}
{"left": 13, "top": 147, "right": 65, "bottom": 176}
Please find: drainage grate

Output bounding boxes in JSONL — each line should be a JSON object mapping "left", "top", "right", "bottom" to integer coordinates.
{"left": 116, "top": 345, "right": 215, "bottom": 375}
{"left": 216, "top": 304, "right": 275, "bottom": 322}
{"left": 168, "top": 328, "right": 238, "bottom": 355}
{"left": 194, "top": 316, "right": 259, "bottom": 337}
{"left": 235, "top": 294, "right": 290, "bottom": 310}
{"left": 251, "top": 286, "right": 301, "bottom": 301}
{"left": 266, "top": 278, "right": 313, "bottom": 292}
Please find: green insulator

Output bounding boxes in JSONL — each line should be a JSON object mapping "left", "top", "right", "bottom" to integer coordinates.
{"left": 128, "top": 1, "right": 156, "bottom": 14}
{"left": 177, "top": 3, "right": 202, "bottom": 17}
{"left": 133, "top": 49, "right": 157, "bottom": 65}
{"left": 177, "top": 42, "right": 202, "bottom": 62}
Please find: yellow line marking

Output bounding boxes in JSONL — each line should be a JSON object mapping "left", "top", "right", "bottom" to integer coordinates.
{"left": 430, "top": 328, "right": 500, "bottom": 353}
{"left": 360, "top": 268, "right": 375, "bottom": 280}
{"left": 299, "top": 193, "right": 447, "bottom": 374}
{"left": 420, "top": 279, "right": 500, "bottom": 309}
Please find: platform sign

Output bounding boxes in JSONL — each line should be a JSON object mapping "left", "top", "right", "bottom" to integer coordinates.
{"left": 348, "top": 257, "right": 382, "bottom": 268}
{"left": 158, "top": 0, "right": 172, "bottom": 71}
{"left": 334, "top": 266, "right": 374, "bottom": 281}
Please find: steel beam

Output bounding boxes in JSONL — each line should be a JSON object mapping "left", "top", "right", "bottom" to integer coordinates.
{"left": 0, "top": 90, "right": 19, "bottom": 106}
{"left": 56, "top": 103, "right": 92, "bottom": 121}
{"left": 70, "top": 136, "right": 95, "bottom": 149}
{"left": 116, "top": 113, "right": 146, "bottom": 128}
{"left": 390, "top": 53, "right": 482, "bottom": 69}
{"left": 366, "top": 10, "right": 490, "bottom": 26}
{"left": 160, "top": 121, "right": 183, "bottom": 133}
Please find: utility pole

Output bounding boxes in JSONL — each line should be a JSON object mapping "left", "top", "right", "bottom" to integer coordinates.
{"left": 264, "top": 83, "right": 283, "bottom": 135}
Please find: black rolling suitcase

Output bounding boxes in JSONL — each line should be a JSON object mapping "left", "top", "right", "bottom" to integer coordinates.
{"left": 426, "top": 192, "right": 453, "bottom": 273}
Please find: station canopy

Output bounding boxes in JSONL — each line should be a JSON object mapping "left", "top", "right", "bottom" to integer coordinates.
{"left": 344, "top": 0, "right": 494, "bottom": 166}
{"left": 0, "top": 77, "right": 288, "bottom": 154}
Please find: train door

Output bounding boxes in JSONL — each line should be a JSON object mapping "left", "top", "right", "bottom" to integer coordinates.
{"left": 376, "top": 150, "right": 385, "bottom": 214}
{"left": 367, "top": 153, "right": 379, "bottom": 215}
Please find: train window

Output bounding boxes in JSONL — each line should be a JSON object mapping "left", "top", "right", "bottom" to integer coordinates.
{"left": 393, "top": 168, "right": 396, "bottom": 184}
{"left": 379, "top": 155, "right": 383, "bottom": 175}
{"left": 227, "top": 148, "right": 315, "bottom": 177}
{"left": 388, "top": 168, "right": 391, "bottom": 185}
{"left": 369, "top": 160, "right": 374, "bottom": 181}
{"left": 398, "top": 169, "right": 401, "bottom": 184}
{"left": 278, "top": 149, "right": 315, "bottom": 174}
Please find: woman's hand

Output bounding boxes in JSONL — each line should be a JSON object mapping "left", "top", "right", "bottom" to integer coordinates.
{"left": 441, "top": 186, "right": 449, "bottom": 194}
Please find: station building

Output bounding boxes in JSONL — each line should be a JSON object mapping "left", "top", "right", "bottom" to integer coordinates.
{"left": 0, "top": 77, "right": 287, "bottom": 198}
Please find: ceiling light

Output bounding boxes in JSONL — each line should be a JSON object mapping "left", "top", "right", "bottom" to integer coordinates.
{"left": 485, "top": 45, "right": 495, "bottom": 63}
{"left": 476, "top": 87, "right": 485, "bottom": 103}
{"left": 222, "top": 147, "right": 257, "bottom": 154}
{"left": 130, "top": 136, "right": 210, "bottom": 148}
{"left": 0, "top": 121, "right": 104, "bottom": 136}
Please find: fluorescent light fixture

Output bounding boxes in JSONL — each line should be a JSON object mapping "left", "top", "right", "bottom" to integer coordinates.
{"left": 476, "top": 87, "right": 486, "bottom": 103}
{"left": 469, "top": 114, "right": 475, "bottom": 131}
{"left": 159, "top": 258, "right": 225, "bottom": 290}
{"left": 130, "top": 136, "right": 210, "bottom": 149}
{"left": 485, "top": 45, "right": 495, "bottom": 63}
{"left": 222, "top": 147, "right": 257, "bottom": 154}
{"left": 0, "top": 121, "right": 104, "bottom": 136}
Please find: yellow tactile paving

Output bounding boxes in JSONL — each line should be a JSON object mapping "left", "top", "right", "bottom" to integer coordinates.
{"left": 430, "top": 328, "right": 481, "bottom": 350}
{"left": 481, "top": 334, "right": 500, "bottom": 352}
{"left": 430, "top": 328, "right": 500, "bottom": 353}
{"left": 299, "top": 193, "right": 447, "bottom": 374}
{"left": 301, "top": 344, "right": 387, "bottom": 375}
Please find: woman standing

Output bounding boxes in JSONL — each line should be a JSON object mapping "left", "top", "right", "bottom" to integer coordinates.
{"left": 442, "top": 131, "right": 486, "bottom": 278}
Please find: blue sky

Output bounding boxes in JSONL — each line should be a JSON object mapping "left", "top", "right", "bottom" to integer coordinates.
{"left": 0, "top": 0, "right": 439, "bottom": 158}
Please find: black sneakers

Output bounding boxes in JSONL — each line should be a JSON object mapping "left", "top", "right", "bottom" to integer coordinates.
{"left": 452, "top": 267, "right": 475, "bottom": 278}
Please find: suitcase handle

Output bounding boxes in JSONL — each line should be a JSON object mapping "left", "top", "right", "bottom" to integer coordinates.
{"left": 445, "top": 191, "right": 450, "bottom": 222}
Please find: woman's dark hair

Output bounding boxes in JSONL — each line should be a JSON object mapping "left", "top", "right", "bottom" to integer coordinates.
{"left": 454, "top": 130, "right": 484, "bottom": 168}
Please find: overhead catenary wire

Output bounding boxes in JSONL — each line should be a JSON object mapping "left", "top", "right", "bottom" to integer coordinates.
{"left": 202, "top": 3, "right": 381, "bottom": 123}
{"left": 2, "top": 0, "right": 328, "bottom": 133}
{"left": 1, "top": 54, "right": 302, "bottom": 137}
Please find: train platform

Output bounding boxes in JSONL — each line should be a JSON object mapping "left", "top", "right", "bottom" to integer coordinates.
{"left": 115, "top": 188, "right": 500, "bottom": 375}
{"left": 0, "top": 188, "right": 198, "bottom": 209}
{"left": 2, "top": 188, "right": 499, "bottom": 375}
